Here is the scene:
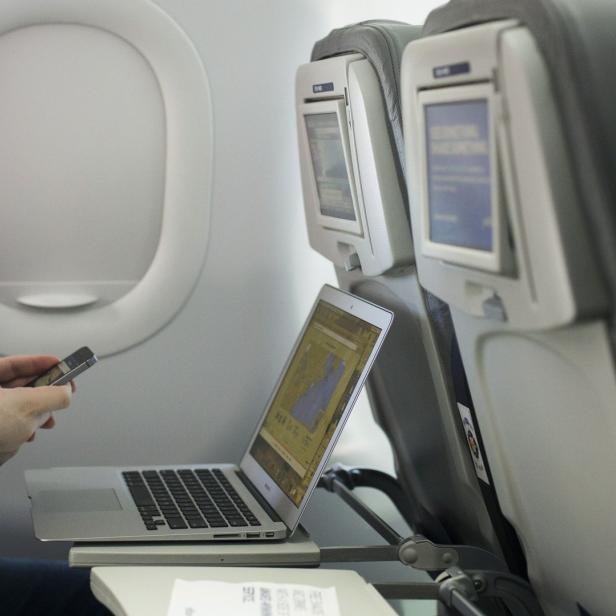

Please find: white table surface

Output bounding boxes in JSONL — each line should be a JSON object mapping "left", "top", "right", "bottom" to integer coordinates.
{"left": 91, "top": 566, "right": 399, "bottom": 616}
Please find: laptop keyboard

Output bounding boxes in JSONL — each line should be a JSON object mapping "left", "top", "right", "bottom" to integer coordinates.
{"left": 122, "top": 468, "right": 261, "bottom": 531}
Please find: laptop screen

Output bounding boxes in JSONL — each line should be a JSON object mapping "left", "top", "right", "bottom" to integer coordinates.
{"left": 249, "top": 299, "right": 382, "bottom": 506}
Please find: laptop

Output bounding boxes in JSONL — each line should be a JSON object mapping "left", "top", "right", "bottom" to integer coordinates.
{"left": 25, "top": 285, "right": 393, "bottom": 542}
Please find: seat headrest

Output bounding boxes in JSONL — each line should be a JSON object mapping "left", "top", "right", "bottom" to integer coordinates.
{"left": 311, "top": 20, "right": 422, "bottom": 167}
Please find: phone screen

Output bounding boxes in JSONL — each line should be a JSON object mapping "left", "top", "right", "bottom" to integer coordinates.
{"left": 30, "top": 362, "right": 70, "bottom": 387}
{"left": 27, "top": 347, "right": 96, "bottom": 387}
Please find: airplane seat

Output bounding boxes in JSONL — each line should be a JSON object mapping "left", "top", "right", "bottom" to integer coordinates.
{"left": 402, "top": 2, "right": 616, "bottom": 614}
{"left": 296, "top": 20, "right": 526, "bottom": 577}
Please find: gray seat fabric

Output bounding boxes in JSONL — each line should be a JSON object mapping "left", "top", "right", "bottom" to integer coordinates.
{"left": 413, "top": 4, "right": 616, "bottom": 613}
{"left": 425, "top": 0, "right": 616, "bottom": 352}
{"left": 311, "top": 21, "right": 526, "bottom": 574}
{"left": 311, "top": 20, "right": 421, "bottom": 217}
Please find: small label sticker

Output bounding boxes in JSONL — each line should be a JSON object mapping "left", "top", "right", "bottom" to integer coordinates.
{"left": 457, "top": 403, "right": 490, "bottom": 485}
{"left": 312, "top": 82, "right": 334, "bottom": 94}
{"left": 433, "top": 61, "right": 471, "bottom": 79}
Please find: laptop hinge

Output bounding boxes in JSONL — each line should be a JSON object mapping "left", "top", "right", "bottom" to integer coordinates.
{"left": 235, "top": 470, "right": 283, "bottom": 523}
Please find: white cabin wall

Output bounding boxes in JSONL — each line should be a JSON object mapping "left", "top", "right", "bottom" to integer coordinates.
{"left": 0, "top": 0, "right": 440, "bottom": 557}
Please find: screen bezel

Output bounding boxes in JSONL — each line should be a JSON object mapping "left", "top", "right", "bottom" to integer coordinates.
{"left": 240, "top": 284, "right": 392, "bottom": 532}
{"left": 418, "top": 84, "right": 504, "bottom": 272}
{"left": 299, "top": 100, "right": 363, "bottom": 236}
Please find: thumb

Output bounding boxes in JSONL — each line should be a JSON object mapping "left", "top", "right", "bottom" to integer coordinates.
{"left": 19, "top": 385, "right": 72, "bottom": 418}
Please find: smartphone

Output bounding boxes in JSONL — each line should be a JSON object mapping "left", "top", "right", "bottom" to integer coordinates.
{"left": 26, "top": 347, "right": 98, "bottom": 387}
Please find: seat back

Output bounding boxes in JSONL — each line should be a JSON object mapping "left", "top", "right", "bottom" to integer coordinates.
{"left": 297, "top": 21, "right": 524, "bottom": 570}
{"left": 401, "top": 4, "right": 616, "bottom": 614}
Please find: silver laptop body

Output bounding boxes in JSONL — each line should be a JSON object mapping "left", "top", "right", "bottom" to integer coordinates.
{"left": 26, "top": 285, "right": 393, "bottom": 542}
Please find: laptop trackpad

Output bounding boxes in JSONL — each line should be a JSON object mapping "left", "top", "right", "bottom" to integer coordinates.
{"left": 37, "top": 489, "right": 122, "bottom": 513}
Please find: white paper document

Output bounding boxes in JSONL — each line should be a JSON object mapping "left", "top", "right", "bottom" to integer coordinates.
{"left": 167, "top": 579, "right": 341, "bottom": 616}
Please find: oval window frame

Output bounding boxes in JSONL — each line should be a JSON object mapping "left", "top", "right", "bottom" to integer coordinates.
{"left": 0, "top": 0, "right": 213, "bottom": 357}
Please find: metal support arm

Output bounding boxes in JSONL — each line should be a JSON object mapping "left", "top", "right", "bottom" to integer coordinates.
{"left": 439, "top": 568, "right": 545, "bottom": 616}
{"left": 317, "top": 466, "right": 545, "bottom": 616}
{"left": 318, "top": 465, "right": 417, "bottom": 526}
{"left": 319, "top": 467, "right": 507, "bottom": 573}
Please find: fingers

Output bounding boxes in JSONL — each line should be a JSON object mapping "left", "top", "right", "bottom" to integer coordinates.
{"left": 17, "top": 385, "right": 72, "bottom": 419}
{"left": 22, "top": 407, "right": 58, "bottom": 450}
{"left": 0, "top": 355, "right": 59, "bottom": 387}
{"left": 0, "top": 370, "right": 73, "bottom": 462}
{"left": 40, "top": 415, "right": 56, "bottom": 429}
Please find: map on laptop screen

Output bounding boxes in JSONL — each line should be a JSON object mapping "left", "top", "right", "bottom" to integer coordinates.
{"left": 250, "top": 300, "right": 381, "bottom": 505}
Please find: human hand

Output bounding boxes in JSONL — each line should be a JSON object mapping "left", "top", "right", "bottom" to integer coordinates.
{"left": 0, "top": 356, "right": 73, "bottom": 465}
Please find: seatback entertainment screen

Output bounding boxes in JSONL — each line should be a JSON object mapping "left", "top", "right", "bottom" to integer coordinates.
{"left": 425, "top": 99, "right": 493, "bottom": 252}
{"left": 305, "top": 113, "right": 357, "bottom": 221}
